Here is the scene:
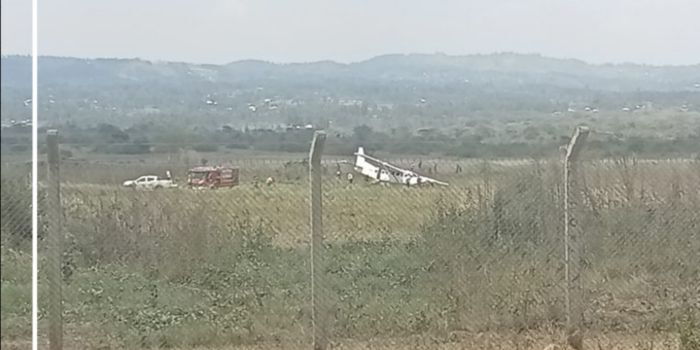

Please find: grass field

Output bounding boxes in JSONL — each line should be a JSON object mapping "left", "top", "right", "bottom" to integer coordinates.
{"left": 1, "top": 155, "right": 699, "bottom": 349}
{"left": 2, "top": 330, "right": 694, "bottom": 350}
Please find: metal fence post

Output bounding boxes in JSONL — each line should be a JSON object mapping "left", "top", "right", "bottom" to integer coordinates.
{"left": 309, "top": 131, "right": 327, "bottom": 350}
{"left": 564, "top": 126, "right": 589, "bottom": 350}
{"left": 47, "top": 129, "right": 63, "bottom": 350}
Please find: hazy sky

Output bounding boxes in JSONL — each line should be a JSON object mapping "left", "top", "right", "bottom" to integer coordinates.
{"left": 2, "top": 0, "right": 699, "bottom": 65}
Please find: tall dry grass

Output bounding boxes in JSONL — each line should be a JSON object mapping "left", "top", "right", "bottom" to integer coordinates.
{"left": 2, "top": 158, "right": 698, "bottom": 347}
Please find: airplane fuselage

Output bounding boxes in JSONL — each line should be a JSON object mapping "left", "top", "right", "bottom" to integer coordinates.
{"left": 354, "top": 164, "right": 421, "bottom": 185}
{"left": 353, "top": 147, "right": 443, "bottom": 186}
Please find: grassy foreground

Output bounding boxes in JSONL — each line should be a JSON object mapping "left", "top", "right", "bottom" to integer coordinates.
{"left": 1, "top": 159, "right": 699, "bottom": 349}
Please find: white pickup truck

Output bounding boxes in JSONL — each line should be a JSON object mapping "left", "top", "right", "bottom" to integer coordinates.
{"left": 122, "top": 175, "right": 178, "bottom": 189}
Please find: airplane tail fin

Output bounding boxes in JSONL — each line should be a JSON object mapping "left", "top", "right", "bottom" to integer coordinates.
{"left": 355, "top": 147, "right": 367, "bottom": 168}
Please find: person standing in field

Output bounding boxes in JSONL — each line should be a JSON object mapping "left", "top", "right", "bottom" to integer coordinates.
{"left": 347, "top": 172, "right": 354, "bottom": 184}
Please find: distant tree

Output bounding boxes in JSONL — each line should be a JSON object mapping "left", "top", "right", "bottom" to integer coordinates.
{"left": 353, "top": 125, "right": 373, "bottom": 143}
{"left": 192, "top": 144, "right": 218, "bottom": 153}
{"left": 119, "top": 136, "right": 150, "bottom": 154}
{"left": 523, "top": 126, "right": 540, "bottom": 140}
{"left": 475, "top": 125, "right": 495, "bottom": 139}
{"left": 96, "top": 123, "right": 129, "bottom": 142}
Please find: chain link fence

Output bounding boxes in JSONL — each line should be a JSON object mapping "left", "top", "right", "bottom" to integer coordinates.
{"left": 1, "top": 158, "right": 33, "bottom": 347}
{"left": 577, "top": 157, "right": 700, "bottom": 348}
{"left": 1, "top": 130, "right": 699, "bottom": 349}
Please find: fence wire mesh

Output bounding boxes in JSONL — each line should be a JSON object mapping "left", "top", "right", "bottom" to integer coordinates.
{"left": 1, "top": 160, "right": 33, "bottom": 347}
{"left": 577, "top": 158, "right": 700, "bottom": 348}
{"left": 1, "top": 143, "right": 699, "bottom": 349}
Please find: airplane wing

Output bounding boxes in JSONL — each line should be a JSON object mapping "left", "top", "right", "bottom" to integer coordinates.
{"left": 417, "top": 176, "right": 449, "bottom": 186}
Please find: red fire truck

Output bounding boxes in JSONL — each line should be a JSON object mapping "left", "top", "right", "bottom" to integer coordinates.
{"left": 187, "top": 166, "right": 239, "bottom": 188}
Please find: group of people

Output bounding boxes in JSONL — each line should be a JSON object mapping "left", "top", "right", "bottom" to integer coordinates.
{"left": 252, "top": 176, "right": 276, "bottom": 188}
{"left": 336, "top": 170, "right": 354, "bottom": 184}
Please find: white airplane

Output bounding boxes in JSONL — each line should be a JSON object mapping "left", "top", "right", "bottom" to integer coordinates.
{"left": 353, "top": 147, "right": 449, "bottom": 186}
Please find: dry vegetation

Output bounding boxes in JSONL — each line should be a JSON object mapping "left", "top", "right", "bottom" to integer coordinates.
{"left": 2, "top": 157, "right": 699, "bottom": 349}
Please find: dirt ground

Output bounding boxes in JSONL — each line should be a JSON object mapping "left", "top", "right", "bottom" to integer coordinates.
{"left": 3, "top": 330, "right": 683, "bottom": 350}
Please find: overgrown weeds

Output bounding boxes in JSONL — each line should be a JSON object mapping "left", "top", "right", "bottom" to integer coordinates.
{"left": 1, "top": 160, "right": 698, "bottom": 347}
